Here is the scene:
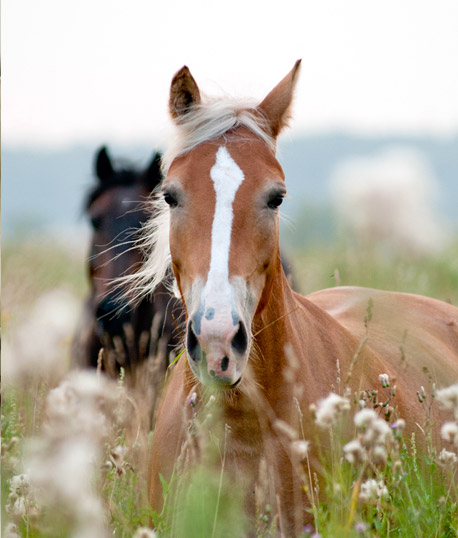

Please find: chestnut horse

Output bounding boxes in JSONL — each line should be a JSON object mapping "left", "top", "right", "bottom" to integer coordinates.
{"left": 134, "top": 63, "right": 458, "bottom": 534}
{"left": 72, "top": 146, "right": 181, "bottom": 377}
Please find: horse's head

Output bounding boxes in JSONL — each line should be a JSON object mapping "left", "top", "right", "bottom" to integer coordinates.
{"left": 160, "top": 62, "right": 301, "bottom": 388}
{"left": 86, "top": 147, "right": 162, "bottom": 338}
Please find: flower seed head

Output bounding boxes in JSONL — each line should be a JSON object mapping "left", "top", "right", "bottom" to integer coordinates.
{"left": 441, "top": 421, "right": 458, "bottom": 446}
{"left": 343, "top": 439, "right": 367, "bottom": 464}
{"left": 379, "top": 373, "right": 390, "bottom": 388}
{"left": 291, "top": 440, "right": 310, "bottom": 460}
{"left": 315, "top": 393, "right": 350, "bottom": 429}
{"left": 436, "top": 384, "right": 458, "bottom": 419}
{"left": 438, "top": 448, "right": 457, "bottom": 469}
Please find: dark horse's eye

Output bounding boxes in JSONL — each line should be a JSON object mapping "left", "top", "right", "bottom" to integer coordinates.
{"left": 90, "top": 216, "right": 103, "bottom": 230}
{"left": 163, "top": 192, "right": 178, "bottom": 208}
{"left": 267, "top": 194, "right": 284, "bottom": 210}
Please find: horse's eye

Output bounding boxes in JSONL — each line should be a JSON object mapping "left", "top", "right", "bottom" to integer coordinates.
{"left": 90, "top": 216, "right": 103, "bottom": 230}
{"left": 163, "top": 192, "right": 178, "bottom": 208}
{"left": 267, "top": 194, "right": 284, "bottom": 210}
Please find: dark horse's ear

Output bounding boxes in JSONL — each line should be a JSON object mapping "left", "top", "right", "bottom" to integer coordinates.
{"left": 95, "top": 146, "right": 114, "bottom": 182}
{"left": 169, "top": 66, "right": 201, "bottom": 121}
{"left": 257, "top": 60, "right": 302, "bottom": 139}
{"left": 143, "top": 152, "right": 163, "bottom": 192}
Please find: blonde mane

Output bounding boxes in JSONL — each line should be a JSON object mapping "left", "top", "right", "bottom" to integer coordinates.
{"left": 161, "top": 96, "right": 276, "bottom": 174}
{"left": 124, "top": 95, "right": 276, "bottom": 304}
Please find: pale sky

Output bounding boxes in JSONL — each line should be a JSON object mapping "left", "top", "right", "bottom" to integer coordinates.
{"left": 3, "top": 0, "right": 458, "bottom": 148}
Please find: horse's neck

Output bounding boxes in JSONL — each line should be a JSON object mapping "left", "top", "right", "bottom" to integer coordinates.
{"left": 252, "top": 264, "right": 378, "bottom": 408}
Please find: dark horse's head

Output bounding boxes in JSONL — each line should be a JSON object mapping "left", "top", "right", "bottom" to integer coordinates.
{"left": 85, "top": 146, "right": 162, "bottom": 369}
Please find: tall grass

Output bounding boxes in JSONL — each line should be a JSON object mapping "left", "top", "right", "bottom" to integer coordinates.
{"left": 293, "top": 239, "right": 458, "bottom": 305}
{"left": 2, "top": 237, "right": 458, "bottom": 537}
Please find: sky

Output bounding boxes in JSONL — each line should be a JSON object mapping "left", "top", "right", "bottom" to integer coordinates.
{"left": 3, "top": 0, "right": 458, "bottom": 148}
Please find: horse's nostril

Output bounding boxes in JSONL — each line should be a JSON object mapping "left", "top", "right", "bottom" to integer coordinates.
{"left": 187, "top": 320, "right": 201, "bottom": 362}
{"left": 221, "top": 356, "right": 229, "bottom": 372}
{"left": 231, "top": 322, "right": 248, "bottom": 354}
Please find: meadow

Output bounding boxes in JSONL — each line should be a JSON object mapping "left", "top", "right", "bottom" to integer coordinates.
{"left": 2, "top": 234, "right": 458, "bottom": 538}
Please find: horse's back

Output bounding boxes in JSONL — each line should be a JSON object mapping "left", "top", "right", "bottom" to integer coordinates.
{"left": 307, "top": 286, "right": 458, "bottom": 388}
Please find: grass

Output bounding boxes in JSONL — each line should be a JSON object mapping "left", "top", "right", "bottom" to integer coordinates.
{"left": 2, "top": 236, "right": 458, "bottom": 537}
{"left": 2, "top": 236, "right": 88, "bottom": 334}
{"left": 292, "top": 239, "right": 458, "bottom": 305}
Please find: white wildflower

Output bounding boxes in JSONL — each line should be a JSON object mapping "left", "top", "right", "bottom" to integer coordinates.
{"left": 111, "top": 444, "right": 128, "bottom": 465}
{"left": 436, "top": 384, "right": 458, "bottom": 420}
{"left": 379, "top": 374, "right": 390, "bottom": 388}
{"left": 110, "top": 445, "right": 129, "bottom": 475}
{"left": 315, "top": 393, "right": 350, "bottom": 428}
{"left": 343, "top": 439, "right": 367, "bottom": 464}
{"left": 133, "top": 527, "right": 157, "bottom": 538}
{"left": 6, "top": 473, "right": 40, "bottom": 522}
{"left": 27, "top": 436, "right": 100, "bottom": 508}
{"left": 291, "top": 440, "right": 310, "bottom": 460}
{"left": 359, "top": 478, "right": 389, "bottom": 503}
{"left": 24, "top": 370, "right": 116, "bottom": 538}
{"left": 4, "top": 523, "right": 21, "bottom": 538}
{"left": 371, "top": 418, "right": 392, "bottom": 443}
{"left": 27, "top": 436, "right": 108, "bottom": 538}
{"left": 354, "top": 408, "right": 391, "bottom": 447}
{"left": 372, "top": 445, "right": 388, "bottom": 465}
{"left": 45, "top": 371, "right": 118, "bottom": 439}
{"left": 441, "top": 422, "right": 458, "bottom": 446}
{"left": 6, "top": 495, "right": 27, "bottom": 519}
{"left": 354, "top": 408, "right": 377, "bottom": 429}
{"left": 9, "top": 473, "right": 31, "bottom": 496}
{"left": 3, "top": 289, "right": 80, "bottom": 385}
{"left": 438, "top": 448, "right": 457, "bottom": 469}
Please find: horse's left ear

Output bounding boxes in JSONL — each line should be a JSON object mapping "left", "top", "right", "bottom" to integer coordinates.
{"left": 95, "top": 146, "right": 114, "bottom": 182}
{"left": 169, "top": 66, "right": 202, "bottom": 121}
{"left": 143, "top": 152, "right": 163, "bottom": 192}
{"left": 257, "top": 59, "right": 302, "bottom": 138}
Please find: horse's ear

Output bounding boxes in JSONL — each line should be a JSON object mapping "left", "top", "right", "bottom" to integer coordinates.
{"left": 95, "top": 146, "right": 114, "bottom": 182}
{"left": 143, "top": 152, "right": 163, "bottom": 191}
{"left": 169, "top": 66, "right": 201, "bottom": 121}
{"left": 257, "top": 60, "right": 302, "bottom": 138}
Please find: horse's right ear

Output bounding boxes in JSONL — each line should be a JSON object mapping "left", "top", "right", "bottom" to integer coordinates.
{"left": 257, "top": 60, "right": 302, "bottom": 138}
{"left": 169, "top": 66, "right": 201, "bottom": 121}
{"left": 95, "top": 146, "right": 114, "bottom": 182}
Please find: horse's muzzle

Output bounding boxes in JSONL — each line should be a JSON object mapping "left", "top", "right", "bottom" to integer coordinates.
{"left": 186, "top": 316, "right": 248, "bottom": 387}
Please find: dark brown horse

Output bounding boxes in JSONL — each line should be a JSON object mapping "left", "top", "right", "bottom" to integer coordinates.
{"left": 130, "top": 63, "right": 458, "bottom": 535}
{"left": 71, "top": 146, "right": 181, "bottom": 378}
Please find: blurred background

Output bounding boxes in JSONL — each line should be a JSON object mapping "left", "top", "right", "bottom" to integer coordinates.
{"left": 3, "top": 0, "right": 458, "bottom": 314}
{"left": 2, "top": 3, "right": 458, "bottom": 534}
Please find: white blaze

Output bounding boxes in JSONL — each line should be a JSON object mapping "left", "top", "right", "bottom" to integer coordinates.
{"left": 209, "top": 147, "right": 245, "bottom": 281}
{"left": 200, "top": 146, "right": 245, "bottom": 328}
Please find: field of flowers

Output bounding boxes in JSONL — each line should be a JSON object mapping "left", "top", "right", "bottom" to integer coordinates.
{"left": 2, "top": 235, "right": 458, "bottom": 537}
